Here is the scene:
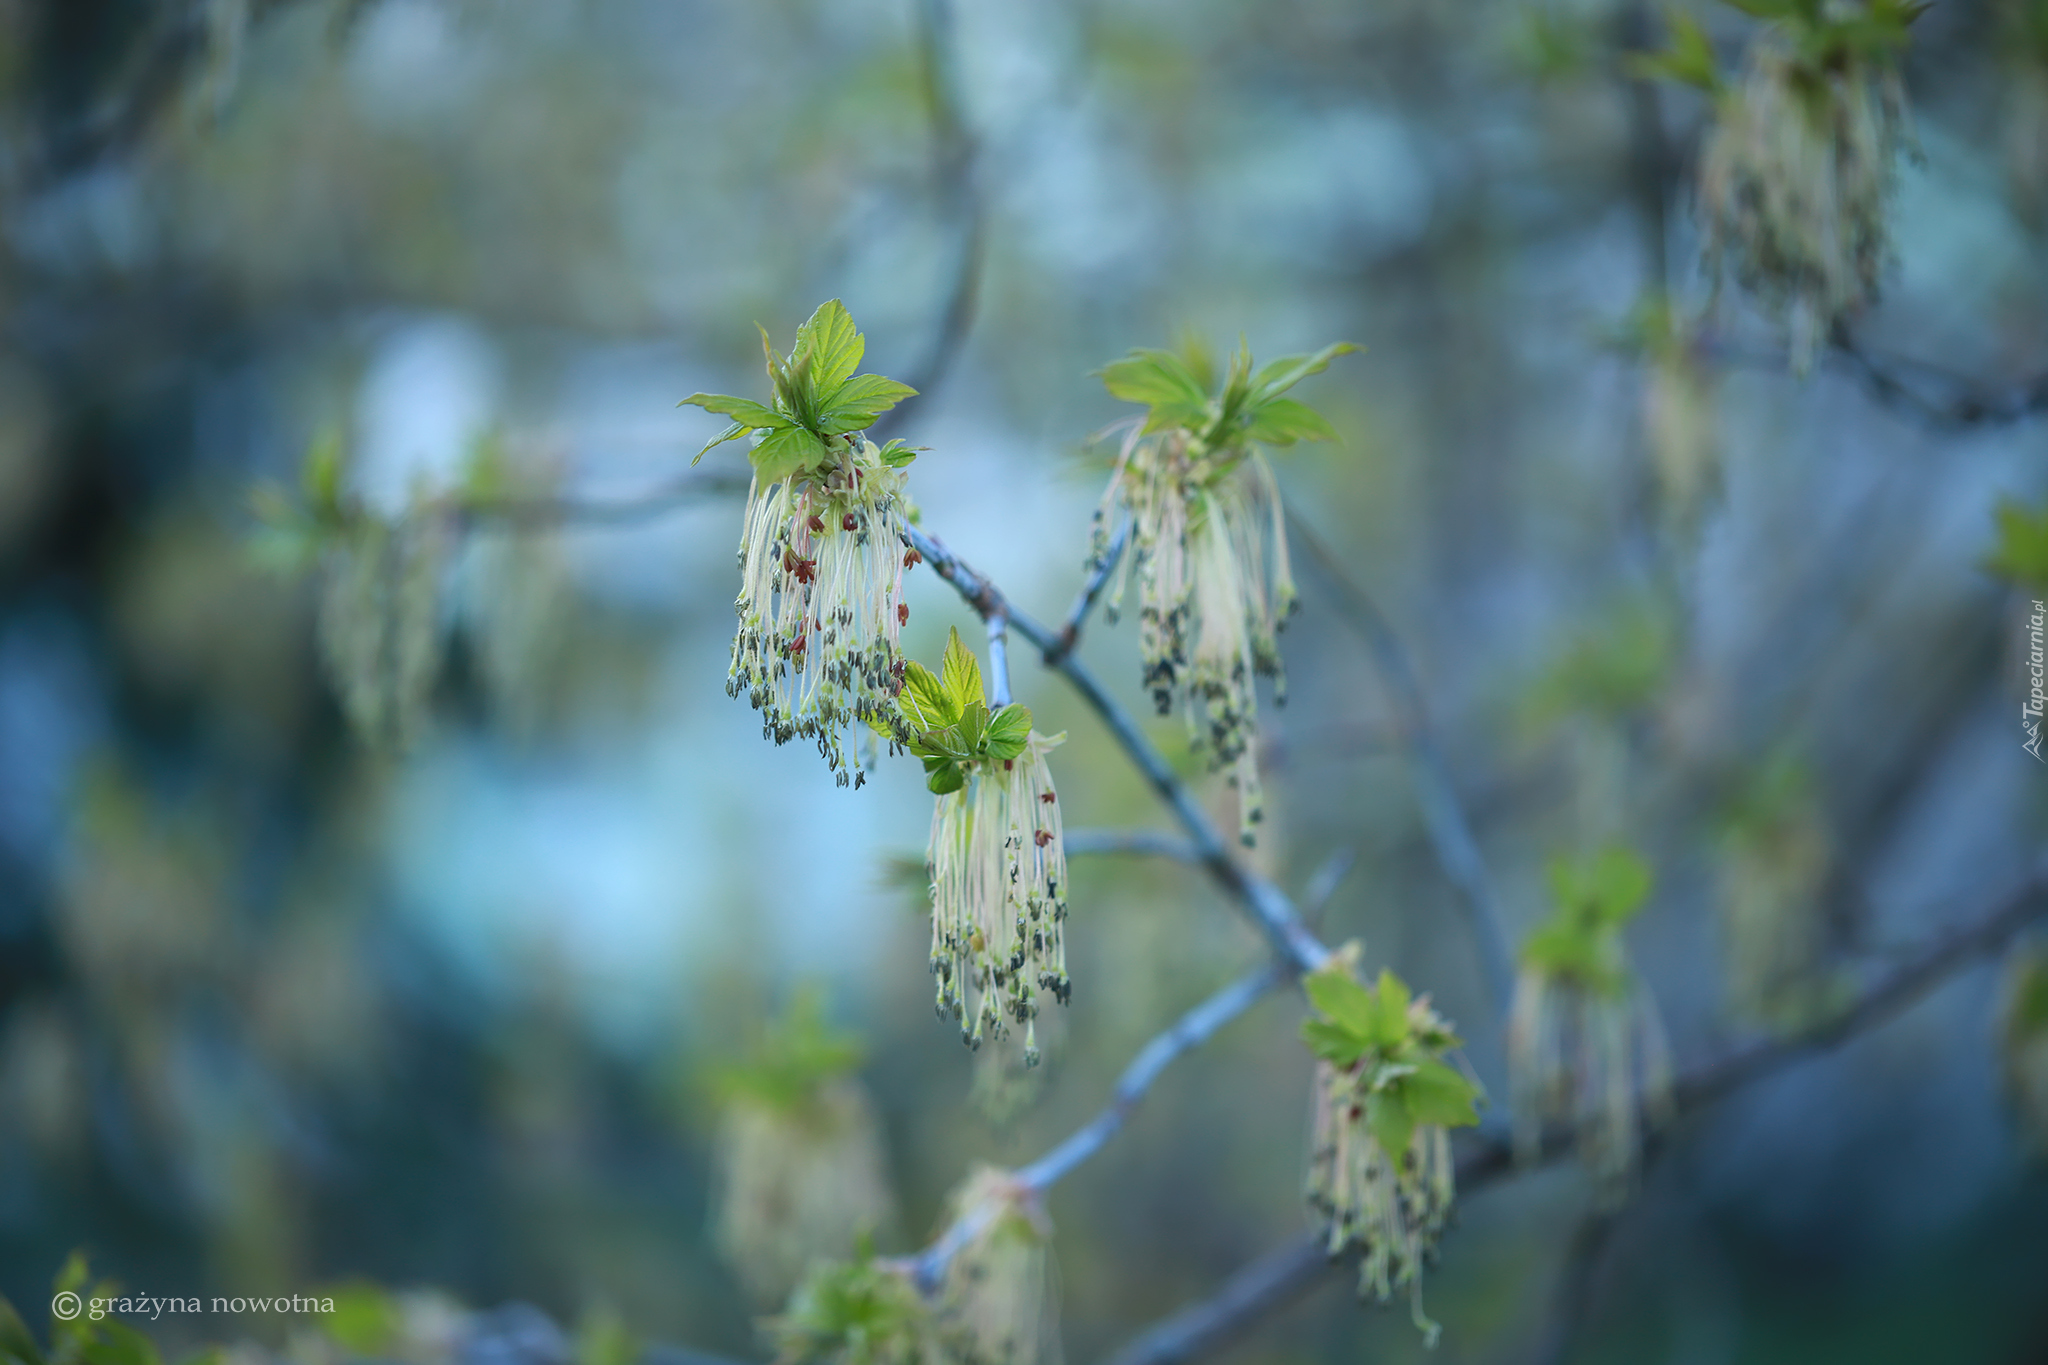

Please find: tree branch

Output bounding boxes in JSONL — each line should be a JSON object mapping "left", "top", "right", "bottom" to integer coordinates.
{"left": 1099, "top": 858, "right": 2048, "bottom": 1365}
{"left": 1045, "top": 515, "right": 1130, "bottom": 665}
{"left": 905, "top": 848, "right": 1358, "bottom": 1292}
{"left": 1286, "top": 510, "right": 1515, "bottom": 1017}
{"left": 1701, "top": 327, "right": 2048, "bottom": 433}
{"left": 901, "top": 523, "right": 1331, "bottom": 974}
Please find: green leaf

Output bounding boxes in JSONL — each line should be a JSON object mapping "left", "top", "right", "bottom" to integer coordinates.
{"left": 956, "top": 700, "right": 990, "bottom": 755}
{"left": 1626, "top": 9, "right": 1722, "bottom": 93}
{"left": 877, "top": 439, "right": 920, "bottom": 468}
{"left": 985, "top": 703, "right": 1033, "bottom": 760}
{"left": 819, "top": 375, "right": 917, "bottom": 432}
{"left": 1304, "top": 964, "right": 1376, "bottom": 1036}
{"left": 1988, "top": 497, "right": 2048, "bottom": 589}
{"left": 680, "top": 393, "right": 787, "bottom": 429}
{"left": 798, "top": 300, "right": 864, "bottom": 401}
{"left": 1300, "top": 1018, "right": 1369, "bottom": 1066}
{"left": 1372, "top": 969, "right": 1413, "bottom": 1044}
{"left": 926, "top": 760, "right": 965, "bottom": 795}
{"left": 1101, "top": 349, "right": 1211, "bottom": 413}
{"left": 1244, "top": 397, "right": 1338, "bottom": 446}
{"left": 302, "top": 428, "right": 345, "bottom": 513}
{"left": 1402, "top": 1060, "right": 1482, "bottom": 1129}
{"left": 1366, "top": 1091, "right": 1416, "bottom": 1163}
{"left": 80, "top": 1324, "right": 158, "bottom": 1365}
{"left": 1248, "top": 341, "right": 1359, "bottom": 402}
{"left": 939, "top": 628, "right": 984, "bottom": 713}
{"left": 0, "top": 1297, "right": 43, "bottom": 1365}
{"left": 898, "top": 660, "right": 957, "bottom": 731}
{"left": 750, "top": 426, "right": 829, "bottom": 485}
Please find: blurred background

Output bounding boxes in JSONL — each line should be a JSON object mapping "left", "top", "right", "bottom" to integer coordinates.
{"left": 1, "top": 0, "right": 2046, "bottom": 1361}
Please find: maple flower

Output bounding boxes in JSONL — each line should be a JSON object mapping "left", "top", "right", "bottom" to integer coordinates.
{"left": 938, "top": 1167, "right": 1060, "bottom": 1365}
{"left": 1092, "top": 337, "right": 1355, "bottom": 845}
{"left": 894, "top": 630, "right": 1070, "bottom": 1064}
{"left": 710, "top": 990, "right": 898, "bottom": 1307}
{"left": 1687, "top": 1, "right": 1922, "bottom": 369}
{"left": 1299, "top": 948, "right": 1482, "bottom": 1346}
{"left": 683, "top": 301, "right": 922, "bottom": 787}
{"left": 1508, "top": 848, "right": 1673, "bottom": 1197}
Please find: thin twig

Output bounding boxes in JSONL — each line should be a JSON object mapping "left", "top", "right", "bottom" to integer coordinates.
{"left": 1099, "top": 858, "right": 2048, "bottom": 1365}
{"left": 906, "top": 848, "right": 1358, "bottom": 1292}
{"left": 1062, "top": 829, "right": 1202, "bottom": 862}
{"left": 986, "top": 609, "right": 1012, "bottom": 707}
{"left": 1046, "top": 515, "right": 1130, "bottom": 665}
{"left": 901, "top": 524, "right": 1331, "bottom": 974}
{"left": 1286, "top": 510, "right": 1515, "bottom": 1017}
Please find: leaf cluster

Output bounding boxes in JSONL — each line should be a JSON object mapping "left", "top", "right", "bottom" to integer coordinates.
{"left": 1631, "top": 0, "right": 1926, "bottom": 97}
{"left": 1299, "top": 959, "right": 1482, "bottom": 1164}
{"left": 769, "top": 1253, "right": 937, "bottom": 1365}
{"left": 1099, "top": 336, "right": 1356, "bottom": 475}
{"left": 0, "top": 1256, "right": 203, "bottom": 1365}
{"left": 715, "top": 986, "right": 866, "bottom": 1115}
{"left": 247, "top": 427, "right": 353, "bottom": 574}
{"left": 682, "top": 301, "right": 918, "bottom": 485}
{"left": 892, "top": 629, "right": 1037, "bottom": 795}
{"left": 1987, "top": 497, "right": 2048, "bottom": 592}
{"left": 1522, "top": 848, "right": 1655, "bottom": 994}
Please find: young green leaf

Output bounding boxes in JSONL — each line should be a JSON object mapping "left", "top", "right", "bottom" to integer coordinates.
{"left": 926, "top": 760, "right": 965, "bottom": 795}
{"left": 939, "top": 628, "right": 984, "bottom": 714}
{"left": 1367, "top": 1091, "right": 1416, "bottom": 1163}
{"left": 984, "top": 703, "right": 1033, "bottom": 760}
{"left": 750, "top": 426, "right": 829, "bottom": 485}
{"left": 1304, "top": 963, "right": 1377, "bottom": 1037}
{"left": 1243, "top": 397, "right": 1338, "bottom": 446}
{"left": 1301, "top": 1018, "right": 1370, "bottom": 1066}
{"left": 1401, "top": 1060, "right": 1483, "bottom": 1129}
{"left": 1100, "top": 348, "right": 1210, "bottom": 413}
{"left": 1625, "top": 9, "right": 1722, "bottom": 94}
{"left": 1248, "top": 341, "right": 1360, "bottom": 403}
{"left": 899, "top": 660, "right": 958, "bottom": 732}
{"left": 798, "top": 300, "right": 865, "bottom": 401}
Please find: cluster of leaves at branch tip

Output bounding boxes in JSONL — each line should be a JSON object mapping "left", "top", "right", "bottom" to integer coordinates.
{"left": 1299, "top": 945, "right": 1481, "bottom": 1348}
{"left": 1986, "top": 496, "right": 2048, "bottom": 591}
{"left": 770, "top": 1249, "right": 955, "bottom": 1365}
{"left": 1091, "top": 334, "right": 1356, "bottom": 847}
{"left": 683, "top": 301, "right": 924, "bottom": 788}
{"left": 1638, "top": 0, "right": 1924, "bottom": 370}
{"left": 1509, "top": 848, "right": 1674, "bottom": 1197}
{"left": 895, "top": 631, "right": 1071, "bottom": 1066}
{"left": 2000, "top": 944, "right": 2048, "bottom": 1159}
{"left": 1717, "top": 754, "right": 1842, "bottom": 1031}
{"left": 712, "top": 990, "right": 899, "bottom": 1308}
{"left": 0, "top": 1254, "right": 195, "bottom": 1365}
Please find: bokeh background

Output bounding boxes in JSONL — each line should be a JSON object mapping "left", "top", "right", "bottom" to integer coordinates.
{"left": 2, "top": 0, "right": 2047, "bottom": 1361}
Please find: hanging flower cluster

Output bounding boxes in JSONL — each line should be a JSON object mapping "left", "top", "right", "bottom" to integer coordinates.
{"left": 1718, "top": 756, "right": 1836, "bottom": 1030}
{"left": 1509, "top": 848, "right": 1673, "bottom": 1197}
{"left": 894, "top": 630, "right": 1070, "bottom": 1064}
{"left": 1300, "top": 947, "right": 1483, "bottom": 1347}
{"left": 710, "top": 989, "right": 899, "bottom": 1307}
{"left": 1091, "top": 337, "right": 1356, "bottom": 846}
{"left": 1629, "top": 298, "right": 1721, "bottom": 551}
{"left": 936, "top": 1167, "right": 1061, "bottom": 1365}
{"left": 2000, "top": 944, "right": 2048, "bottom": 1159}
{"left": 1639, "top": 0, "right": 1923, "bottom": 370}
{"left": 683, "top": 300, "right": 922, "bottom": 787}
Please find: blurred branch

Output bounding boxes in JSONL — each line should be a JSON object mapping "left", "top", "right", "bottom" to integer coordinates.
{"left": 867, "top": 0, "right": 984, "bottom": 443}
{"left": 986, "top": 609, "right": 1012, "bottom": 707}
{"left": 1702, "top": 328, "right": 2048, "bottom": 432}
{"left": 1045, "top": 515, "right": 1130, "bottom": 665}
{"left": 1062, "top": 829, "right": 1201, "bottom": 862}
{"left": 1099, "top": 857, "right": 2048, "bottom": 1365}
{"left": 902, "top": 523, "right": 1331, "bottom": 974}
{"left": 457, "top": 470, "right": 754, "bottom": 529}
{"left": 906, "top": 847, "right": 1357, "bottom": 1292}
{"left": 1286, "top": 510, "right": 1516, "bottom": 1018}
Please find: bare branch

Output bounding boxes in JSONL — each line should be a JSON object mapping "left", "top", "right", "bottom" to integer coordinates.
{"left": 906, "top": 848, "right": 1358, "bottom": 1293}
{"left": 987, "top": 609, "right": 1013, "bottom": 707}
{"left": 1701, "top": 328, "right": 2048, "bottom": 432}
{"left": 1045, "top": 515, "right": 1130, "bottom": 665}
{"left": 1099, "top": 858, "right": 2048, "bottom": 1365}
{"left": 1286, "top": 510, "right": 1516, "bottom": 1017}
